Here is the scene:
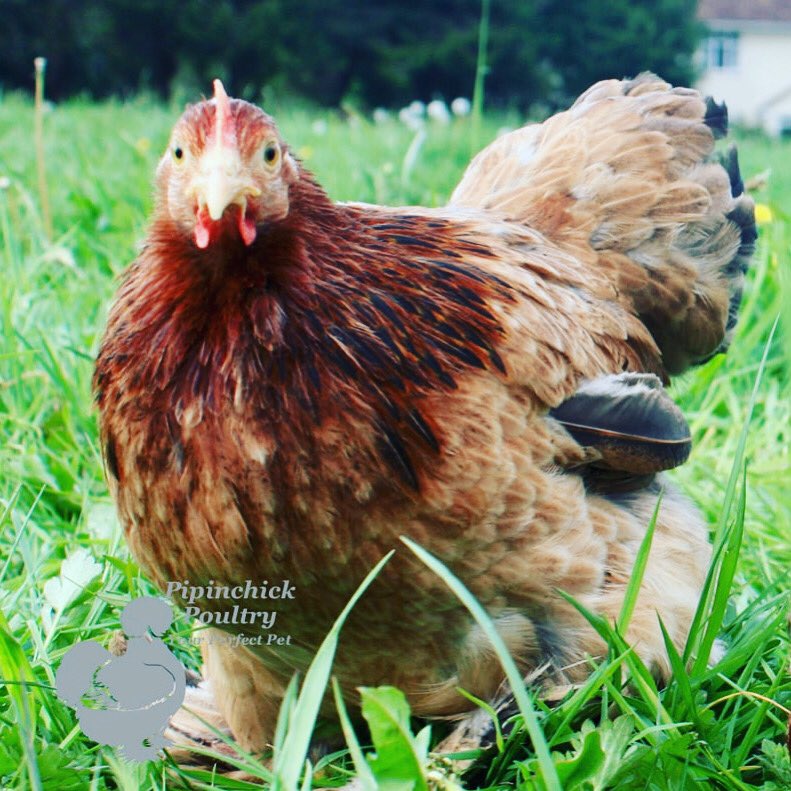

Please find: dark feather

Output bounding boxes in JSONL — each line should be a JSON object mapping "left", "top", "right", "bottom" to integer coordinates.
{"left": 391, "top": 234, "right": 438, "bottom": 250}
{"left": 370, "top": 293, "right": 406, "bottom": 329}
{"left": 704, "top": 96, "right": 728, "bottom": 140}
{"left": 722, "top": 145, "right": 744, "bottom": 198}
{"left": 550, "top": 372, "right": 691, "bottom": 474}
{"left": 376, "top": 421, "right": 419, "bottom": 490}
{"left": 105, "top": 435, "right": 120, "bottom": 481}
{"left": 726, "top": 200, "right": 758, "bottom": 255}
{"left": 434, "top": 337, "right": 486, "bottom": 369}
{"left": 407, "top": 408, "right": 440, "bottom": 452}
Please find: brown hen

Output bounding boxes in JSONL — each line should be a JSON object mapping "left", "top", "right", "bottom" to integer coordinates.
{"left": 94, "top": 76, "right": 755, "bottom": 756}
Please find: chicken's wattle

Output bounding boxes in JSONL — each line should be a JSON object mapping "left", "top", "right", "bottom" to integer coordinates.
{"left": 194, "top": 205, "right": 257, "bottom": 249}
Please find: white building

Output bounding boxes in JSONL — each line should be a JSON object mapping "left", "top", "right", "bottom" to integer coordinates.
{"left": 697, "top": 0, "right": 791, "bottom": 136}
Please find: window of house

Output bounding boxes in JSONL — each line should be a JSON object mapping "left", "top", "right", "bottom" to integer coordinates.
{"left": 704, "top": 32, "right": 739, "bottom": 69}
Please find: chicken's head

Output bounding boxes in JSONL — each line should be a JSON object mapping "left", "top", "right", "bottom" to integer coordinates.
{"left": 156, "top": 80, "right": 298, "bottom": 249}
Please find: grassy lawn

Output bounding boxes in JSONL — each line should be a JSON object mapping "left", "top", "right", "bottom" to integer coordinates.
{"left": 0, "top": 91, "right": 788, "bottom": 789}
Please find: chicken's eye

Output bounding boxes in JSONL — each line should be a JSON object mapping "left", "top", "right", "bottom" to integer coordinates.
{"left": 172, "top": 145, "right": 185, "bottom": 163}
{"left": 262, "top": 142, "right": 280, "bottom": 167}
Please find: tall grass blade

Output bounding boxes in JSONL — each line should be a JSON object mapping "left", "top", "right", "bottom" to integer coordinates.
{"left": 272, "top": 550, "right": 393, "bottom": 791}
{"left": 684, "top": 316, "right": 778, "bottom": 667}
{"left": 556, "top": 590, "right": 673, "bottom": 729}
{"left": 547, "top": 650, "right": 631, "bottom": 747}
{"left": 617, "top": 489, "right": 662, "bottom": 634}
{"left": 34, "top": 56, "right": 52, "bottom": 241}
{"left": 299, "top": 759, "right": 313, "bottom": 791}
{"left": 0, "top": 614, "right": 42, "bottom": 791}
{"left": 332, "top": 678, "right": 377, "bottom": 790}
{"left": 400, "top": 536, "right": 561, "bottom": 791}
{"left": 470, "top": 0, "right": 491, "bottom": 152}
{"left": 456, "top": 687, "right": 505, "bottom": 753}
{"left": 273, "top": 673, "right": 300, "bottom": 754}
{"left": 0, "top": 484, "right": 25, "bottom": 584}
{"left": 657, "top": 615, "right": 697, "bottom": 721}
{"left": 713, "top": 315, "right": 778, "bottom": 546}
{"left": 692, "top": 466, "right": 747, "bottom": 676}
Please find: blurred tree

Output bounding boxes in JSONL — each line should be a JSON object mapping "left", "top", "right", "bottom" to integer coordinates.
{"left": 537, "top": 0, "right": 703, "bottom": 106}
{"left": 0, "top": 0, "right": 702, "bottom": 109}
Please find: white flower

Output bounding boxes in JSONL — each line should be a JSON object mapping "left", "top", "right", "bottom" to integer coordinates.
{"left": 451, "top": 97, "right": 471, "bottom": 117}
{"left": 407, "top": 100, "right": 426, "bottom": 117}
{"left": 398, "top": 106, "right": 425, "bottom": 131}
{"left": 84, "top": 502, "right": 120, "bottom": 540}
{"left": 372, "top": 107, "right": 390, "bottom": 125}
{"left": 44, "top": 549, "right": 102, "bottom": 610}
{"left": 311, "top": 119, "right": 328, "bottom": 136}
{"left": 42, "top": 548, "right": 103, "bottom": 634}
{"left": 427, "top": 99, "right": 451, "bottom": 124}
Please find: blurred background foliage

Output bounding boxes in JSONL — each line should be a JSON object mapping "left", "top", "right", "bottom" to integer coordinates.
{"left": 0, "top": 0, "right": 702, "bottom": 110}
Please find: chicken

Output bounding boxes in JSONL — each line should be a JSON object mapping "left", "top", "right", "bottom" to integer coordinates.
{"left": 93, "top": 75, "right": 755, "bottom": 755}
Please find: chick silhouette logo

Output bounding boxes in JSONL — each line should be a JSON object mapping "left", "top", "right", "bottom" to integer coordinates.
{"left": 54, "top": 597, "right": 186, "bottom": 761}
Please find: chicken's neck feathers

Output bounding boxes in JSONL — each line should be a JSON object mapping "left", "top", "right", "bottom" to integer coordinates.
{"left": 97, "top": 179, "right": 517, "bottom": 490}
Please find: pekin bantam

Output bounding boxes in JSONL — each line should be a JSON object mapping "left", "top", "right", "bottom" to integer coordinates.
{"left": 94, "top": 75, "right": 755, "bottom": 757}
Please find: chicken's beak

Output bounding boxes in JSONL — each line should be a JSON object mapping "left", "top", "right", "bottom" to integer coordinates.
{"left": 190, "top": 79, "right": 261, "bottom": 249}
{"left": 190, "top": 148, "right": 261, "bottom": 248}
{"left": 201, "top": 148, "right": 256, "bottom": 221}
{"left": 206, "top": 164, "right": 236, "bottom": 222}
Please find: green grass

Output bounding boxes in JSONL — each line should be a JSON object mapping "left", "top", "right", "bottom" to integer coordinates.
{"left": 0, "top": 90, "right": 789, "bottom": 790}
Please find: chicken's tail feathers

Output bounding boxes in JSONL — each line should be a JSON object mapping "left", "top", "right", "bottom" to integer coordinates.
{"left": 449, "top": 73, "right": 756, "bottom": 377}
{"left": 717, "top": 145, "right": 758, "bottom": 353}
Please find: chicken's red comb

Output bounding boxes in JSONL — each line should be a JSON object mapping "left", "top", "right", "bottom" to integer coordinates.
{"left": 212, "top": 79, "right": 236, "bottom": 147}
